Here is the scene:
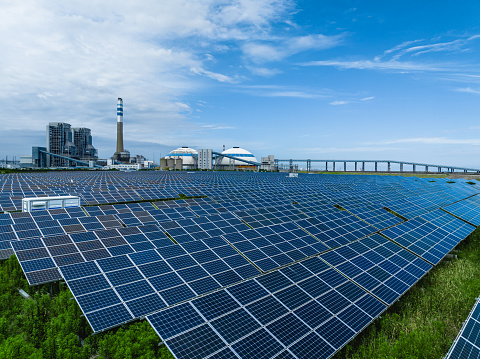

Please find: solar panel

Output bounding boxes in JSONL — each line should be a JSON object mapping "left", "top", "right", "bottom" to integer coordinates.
{"left": 320, "top": 234, "right": 432, "bottom": 305}
{"left": 381, "top": 212, "right": 475, "bottom": 265}
{"left": 147, "top": 254, "right": 387, "bottom": 359}
{"left": 4, "top": 171, "right": 480, "bottom": 358}
{"left": 446, "top": 296, "right": 480, "bottom": 358}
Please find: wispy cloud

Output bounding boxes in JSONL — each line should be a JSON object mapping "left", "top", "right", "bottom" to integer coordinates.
{"left": 302, "top": 35, "right": 480, "bottom": 75}
{"left": 247, "top": 66, "right": 282, "bottom": 77}
{"left": 301, "top": 59, "right": 446, "bottom": 72}
{"left": 243, "top": 34, "right": 344, "bottom": 64}
{"left": 389, "top": 35, "right": 480, "bottom": 60}
{"left": 190, "top": 67, "right": 239, "bottom": 83}
{"left": 201, "top": 124, "right": 236, "bottom": 130}
{"left": 360, "top": 96, "right": 375, "bottom": 101}
{"left": 330, "top": 100, "right": 349, "bottom": 105}
{"left": 455, "top": 87, "right": 480, "bottom": 94}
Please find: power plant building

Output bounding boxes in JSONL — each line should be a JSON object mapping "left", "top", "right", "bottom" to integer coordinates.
{"left": 46, "top": 123, "right": 97, "bottom": 167}
{"left": 72, "top": 127, "right": 98, "bottom": 161}
{"left": 216, "top": 147, "right": 258, "bottom": 170}
{"left": 165, "top": 147, "right": 198, "bottom": 169}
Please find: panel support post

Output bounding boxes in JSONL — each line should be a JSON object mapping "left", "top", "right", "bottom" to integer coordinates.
{"left": 400, "top": 163, "right": 403, "bottom": 172}
{"left": 374, "top": 161, "right": 377, "bottom": 172}
{"left": 355, "top": 162, "right": 357, "bottom": 171}
{"left": 387, "top": 162, "right": 391, "bottom": 172}
{"left": 362, "top": 161, "right": 365, "bottom": 171}
{"left": 344, "top": 161, "right": 347, "bottom": 172}
{"left": 413, "top": 164, "right": 416, "bottom": 172}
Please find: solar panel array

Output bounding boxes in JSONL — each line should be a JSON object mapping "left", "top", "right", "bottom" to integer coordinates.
{"left": 1, "top": 171, "right": 480, "bottom": 359}
{"left": 446, "top": 296, "right": 480, "bottom": 358}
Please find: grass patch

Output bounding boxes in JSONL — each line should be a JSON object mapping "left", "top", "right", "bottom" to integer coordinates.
{"left": 336, "top": 228, "right": 480, "bottom": 359}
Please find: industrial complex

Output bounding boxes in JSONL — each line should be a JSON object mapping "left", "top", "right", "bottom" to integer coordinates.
{"left": 8, "top": 97, "right": 480, "bottom": 174}
{"left": 17, "top": 98, "right": 271, "bottom": 172}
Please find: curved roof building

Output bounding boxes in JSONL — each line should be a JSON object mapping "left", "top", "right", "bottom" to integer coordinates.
{"left": 165, "top": 147, "right": 197, "bottom": 167}
{"left": 216, "top": 147, "right": 258, "bottom": 167}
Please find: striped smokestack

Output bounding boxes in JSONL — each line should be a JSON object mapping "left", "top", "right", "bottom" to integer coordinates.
{"left": 116, "top": 98, "right": 124, "bottom": 153}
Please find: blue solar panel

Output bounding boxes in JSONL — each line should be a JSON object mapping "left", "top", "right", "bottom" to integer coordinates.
{"left": 446, "top": 297, "right": 480, "bottom": 358}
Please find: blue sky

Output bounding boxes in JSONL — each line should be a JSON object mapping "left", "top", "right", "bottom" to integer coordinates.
{"left": 1, "top": 1, "right": 480, "bottom": 167}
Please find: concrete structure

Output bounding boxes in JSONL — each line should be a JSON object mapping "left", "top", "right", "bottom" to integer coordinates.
{"left": 113, "top": 98, "right": 130, "bottom": 163}
{"left": 215, "top": 147, "right": 258, "bottom": 170}
{"left": 165, "top": 147, "right": 198, "bottom": 169}
{"left": 261, "top": 155, "right": 275, "bottom": 171}
{"left": 72, "top": 127, "right": 97, "bottom": 161}
{"left": 46, "top": 122, "right": 77, "bottom": 167}
{"left": 159, "top": 158, "right": 183, "bottom": 170}
{"left": 46, "top": 123, "right": 97, "bottom": 167}
{"left": 198, "top": 149, "right": 213, "bottom": 170}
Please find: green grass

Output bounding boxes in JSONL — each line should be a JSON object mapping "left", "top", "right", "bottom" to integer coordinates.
{"left": 0, "top": 256, "right": 174, "bottom": 359}
{"left": 336, "top": 228, "right": 480, "bottom": 359}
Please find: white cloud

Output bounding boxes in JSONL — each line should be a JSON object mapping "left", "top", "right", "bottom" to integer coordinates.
{"left": 0, "top": 0, "right": 298, "bottom": 157}
{"left": 247, "top": 66, "right": 282, "bottom": 77}
{"left": 360, "top": 96, "right": 375, "bottom": 101}
{"left": 302, "top": 59, "right": 445, "bottom": 72}
{"left": 190, "top": 67, "right": 238, "bottom": 83}
{"left": 243, "top": 34, "right": 344, "bottom": 63}
{"left": 265, "top": 91, "right": 320, "bottom": 99}
{"left": 330, "top": 100, "right": 349, "bottom": 105}
{"left": 201, "top": 124, "right": 235, "bottom": 130}
{"left": 456, "top": 87, "right": 480, "bottom": 94}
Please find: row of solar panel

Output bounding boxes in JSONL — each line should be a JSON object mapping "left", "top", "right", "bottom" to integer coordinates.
{"left": 446, "top": 296, "right": 480, "bottom": 358}
{"left": 12, "top": 210, "right": 377, "bottom": 286}
{"left": 146, "top": 234, "right": 432, "bottom": 359}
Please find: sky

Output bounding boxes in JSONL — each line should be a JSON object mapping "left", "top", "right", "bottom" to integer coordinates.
{"left": 1, "top": 0, "right": 480, "bottom": 168}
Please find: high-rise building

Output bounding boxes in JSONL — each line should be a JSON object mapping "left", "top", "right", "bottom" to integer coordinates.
{"left": 72, "top": 127, "right": 98, "bottom": 160}
{"left": 46, "top": 122, "right": 77, "bottom": 167}
{"left": 46, "top": 123, "right": 97, "bottom": 167}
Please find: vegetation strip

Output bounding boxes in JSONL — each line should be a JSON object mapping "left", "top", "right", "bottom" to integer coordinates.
{"left": 0, "top": 256, "right": 174, "bottom": 359}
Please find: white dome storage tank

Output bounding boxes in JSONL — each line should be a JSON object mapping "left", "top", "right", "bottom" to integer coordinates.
{"left": 217, "top": 147, "right": 258, "bottom": 168}
{"left": 165, "top": 147, "right": 198, "bottom": 169}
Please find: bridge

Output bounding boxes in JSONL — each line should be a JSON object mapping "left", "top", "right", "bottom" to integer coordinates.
{"left": 274, "top": 159, "right": 480, "bottom": 173}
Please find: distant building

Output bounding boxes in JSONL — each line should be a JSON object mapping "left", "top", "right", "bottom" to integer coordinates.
{"left": 46, "top": 122, "right": 97, "bottom": 167}
{"left": 198, "top": 149, "right": 213, "bottom": 170}
{"left": 215, "top": 147, "right": 258, "bottom": 170}
{"left": 72, "top": 127, "right": 98, "bottom": 161}
{"left": 261, "top": 155, "right": 275, "bottom": 171}
{"left": 165, "top": 147, "right": 198, "bottom": 169}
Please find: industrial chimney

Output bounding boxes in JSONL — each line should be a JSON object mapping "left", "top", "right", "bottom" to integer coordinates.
{"left": 113, "top": 98, "right": 130, "bottom": 162}
{"left": 116, "top": 98, "right": 124, "bottom": 153}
